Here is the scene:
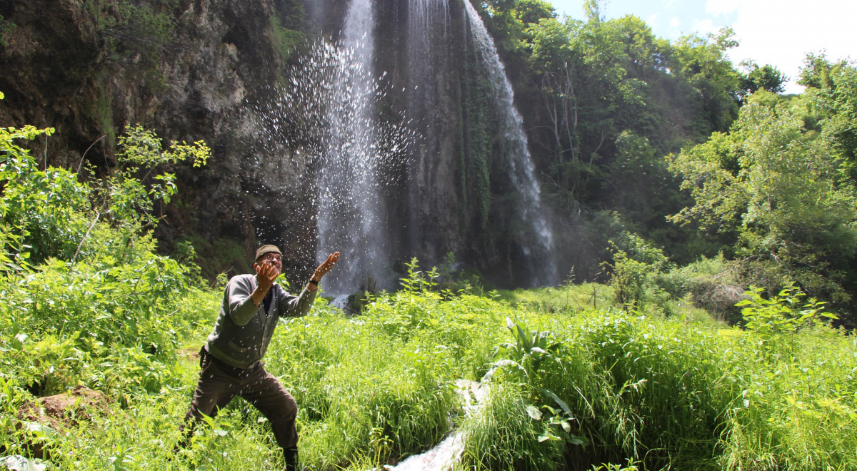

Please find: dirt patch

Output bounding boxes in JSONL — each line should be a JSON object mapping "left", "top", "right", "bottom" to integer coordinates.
{"left": 18, "top": 385, "right": 111, "bottom": 431}
{"left": 13, "top": 386, "right": 111, "bottom": 459}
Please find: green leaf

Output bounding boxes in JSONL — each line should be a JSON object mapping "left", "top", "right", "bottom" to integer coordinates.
{"left": 541, "top": 388, "right": 572, "bottom": 416}
{"left": 526, "top": 405, "right": 542, "bottom": 420}
{"left": 516, "top": 324, "right": 532, "bottom": 351}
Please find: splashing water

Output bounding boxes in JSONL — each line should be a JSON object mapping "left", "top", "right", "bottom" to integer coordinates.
{"left": 314, "top": 0, "right": 390, "bottom": 295}
{"left": 256, "top": 1, "right": 415, "bottom": 296}
{"left": 463, "top": 0, "right": 557, "bottom": 286}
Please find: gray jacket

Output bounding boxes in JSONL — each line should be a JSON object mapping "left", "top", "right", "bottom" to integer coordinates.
{"left": 206, "top": 274, "right": 316, "bottom": 368}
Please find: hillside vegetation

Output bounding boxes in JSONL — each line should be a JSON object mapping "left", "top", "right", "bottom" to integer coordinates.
{"left": 2, "top": 1, "right": 857, "bottom": 469}
{"left": 1, "top": 110, "right": 855, "bottom": 468}
{"left": 475, "top": 1, "right": 857, "bottom": 323}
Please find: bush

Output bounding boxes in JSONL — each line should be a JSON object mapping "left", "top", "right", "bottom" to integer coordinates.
{"left": 468, "top": 295, "right": 857, "bottom": 470}
{"left": 655, "top": 254, "right": 746, "bottom": 322}
{"left": 603, "top": 234, "right": 672, "bottom": 312}
{"left": 0, "top": 102, "right": 209, "bottom": 399}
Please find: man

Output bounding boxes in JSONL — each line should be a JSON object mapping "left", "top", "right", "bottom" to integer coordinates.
{"left": 181, "top": 245, "right": 340, "bottom": 471}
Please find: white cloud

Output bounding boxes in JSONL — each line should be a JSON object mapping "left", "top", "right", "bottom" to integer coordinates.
{"left": 693, "top": 19, "right": 716, "bottom": 36}
{"left": 723, "top": 0, "right": 857, "bottom": 93}
{"left": 705, "top": 0, "right": 741, "bottom": 15}
{"left": 665, "top": 17, "right": 681, "bottom": 37}
{"left": 647, "top": 13, "right": 660, "bottom": 29}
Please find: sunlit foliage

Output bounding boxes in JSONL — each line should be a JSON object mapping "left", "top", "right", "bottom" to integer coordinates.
{"left": 670, "top": 57, "right": 857, "bottom": 319}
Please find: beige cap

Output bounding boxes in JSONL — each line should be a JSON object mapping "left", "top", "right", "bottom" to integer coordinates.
{"left": 255, "top": 244, "right": 282, "bottom": 261}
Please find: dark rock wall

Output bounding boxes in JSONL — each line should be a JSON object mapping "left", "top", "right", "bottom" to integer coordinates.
{"left": 0, "top": 0, "right": 320, "bottom": 282}
{"left": 0, "top": 0, "right": 103, "bottom": 170}
{"left": 0, "top": 0, "right": 544, "bottom": 288}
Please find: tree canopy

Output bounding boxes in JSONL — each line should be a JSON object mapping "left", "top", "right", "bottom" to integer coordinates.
{"left": 475, "top": 0, "right": 857, "bottom": 321}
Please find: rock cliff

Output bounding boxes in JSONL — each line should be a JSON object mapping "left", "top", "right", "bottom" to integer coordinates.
{"left": 0, "top": 0, "right": 546, "bottom": 288}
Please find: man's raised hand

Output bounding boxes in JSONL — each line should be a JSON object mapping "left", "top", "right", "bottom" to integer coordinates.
{"left": 262, "top": 262, "right": 281, "bottom": 282}
{"left": 250, "top": 259, "right": 282, "bottom": 307}
{"left": 312, "top": 252, "right": 340, "bottom": 282}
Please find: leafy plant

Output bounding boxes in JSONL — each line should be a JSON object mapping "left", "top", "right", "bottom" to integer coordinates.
{"left": 737, "top": 285, "right": 837, "bottom": 337}
{"left": 603, "top": 235, "right": 672, "bottom": 310}
{"left": 484, "top": 317, "right": 557, "bottom": 390}
{"left": 399, "top": 257, "right": 439, "bottom": 293}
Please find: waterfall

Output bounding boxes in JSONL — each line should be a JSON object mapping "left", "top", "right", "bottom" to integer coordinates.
{"left": 405, "top": 0, "right": 453, "bottom": 261}
{"left": 462, "top": 0, "right": 557, "bottom": 286}
{"left": 261, "top": 0, "right": 556, "bottom": 292}
{"left": 315, "top": 0, "right": 393, "bottom": 296}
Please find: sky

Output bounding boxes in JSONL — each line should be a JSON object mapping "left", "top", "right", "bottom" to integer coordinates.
{"left": 544, "top": 0, "right": 857, "bottom": 94}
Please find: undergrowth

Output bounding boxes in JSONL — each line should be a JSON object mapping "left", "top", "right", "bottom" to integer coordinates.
{"left": 4, "top": 262, "right": 855, "bottom": 470}
{"left": 2, "top": 101, "right": 856, "bottom": 470}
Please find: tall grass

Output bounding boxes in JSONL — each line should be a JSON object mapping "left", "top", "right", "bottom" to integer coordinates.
{"left": 497, "top": 282, "right": 616, "bottom": 314}
{"left": 459, "top": 302, "right": 857, "bottom": 470}
{"left": 266, "top": 290, "right": 511, "bottom": 468}
{"left": 2, "top": 258, "right": 855, "bottom": 470}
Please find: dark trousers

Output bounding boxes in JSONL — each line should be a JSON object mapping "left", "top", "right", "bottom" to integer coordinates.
{"left": 182, "top": 348, "right": 299, "bottom": 450}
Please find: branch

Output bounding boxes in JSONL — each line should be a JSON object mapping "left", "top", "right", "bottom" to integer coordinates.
{"left": 71, "top": 211, "right": 101, "bottom": 263}
{"left": 77, "top": 135, "right": 106, "bottom": 174}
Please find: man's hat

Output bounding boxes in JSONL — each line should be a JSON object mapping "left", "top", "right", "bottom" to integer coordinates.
{"left": 255, "top": 244, "right": 282, "bottom": 261}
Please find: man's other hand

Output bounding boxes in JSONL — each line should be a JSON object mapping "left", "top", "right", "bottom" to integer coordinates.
{"left": 311, "top": 252, "right": 340, "bottom": 284}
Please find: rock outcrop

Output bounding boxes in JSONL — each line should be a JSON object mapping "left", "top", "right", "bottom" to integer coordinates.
{"left": 0, "top": 0, "right": 319, "bottom": 281}
{"left": 0, "top": 0, "right": 548, "bottom": 288}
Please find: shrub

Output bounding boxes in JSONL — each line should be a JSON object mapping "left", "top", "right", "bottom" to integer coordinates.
{"left": 655, "top": 254, "right": 746, "bottom": 322}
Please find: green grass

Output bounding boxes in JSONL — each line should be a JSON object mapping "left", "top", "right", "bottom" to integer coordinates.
{"left": 497, "top": 282, "right": 617, "bottom": 314}
{"left": 2, "top": 274, "right": 856, "bottom": 470}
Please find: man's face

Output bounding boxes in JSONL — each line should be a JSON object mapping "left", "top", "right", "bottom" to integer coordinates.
{"left": 255, "top": 252, "right": 282, "bottom": 272}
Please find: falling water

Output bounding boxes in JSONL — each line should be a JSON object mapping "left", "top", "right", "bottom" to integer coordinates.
{"left": 463, "top": 0, "right": 557, "bottom": 286}
{"left": 257, "top": 0, "right": 554, "bottom": 292}
{"left": 407, "top": 0, "right": 450, "bottom": 107}
{"left": 315, "top": 0, "right": 394, "bottom": 295}
{"left": 406, "top": 0, "right": 450, "bottom": 129}
{"left": 405, "top": 0, "right": 452, "bottom": 258}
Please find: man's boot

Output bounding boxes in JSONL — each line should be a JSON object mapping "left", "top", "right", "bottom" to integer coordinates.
{"left": 284, "top": 447, "right": 299, "bottom": 471}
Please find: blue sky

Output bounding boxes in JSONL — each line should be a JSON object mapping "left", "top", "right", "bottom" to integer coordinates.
{"left": 544, "top": 0, "right": 857, "bottom": 94}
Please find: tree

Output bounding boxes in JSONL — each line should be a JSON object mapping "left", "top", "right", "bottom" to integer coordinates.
{"left": 670, "top": 90, "right": 857, "bottom": 308}
{"left": 739, "top": 60, "right": 787, "bottom": 98}
{"left": 799, "top": 53, "right": 857, "bottom": 183}
{"left": 669, "top": 28, "right": 741, "bottom": 134}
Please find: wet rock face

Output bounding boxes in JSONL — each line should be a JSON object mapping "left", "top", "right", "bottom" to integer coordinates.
{"left": 0, "top": 0, "right": 317, "bottom": 281}
{"left": 0, "top": 0, "right": 102, "bottom": 169}
{"left": 0, "top": 0, "right": 543, "bottom": 288}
